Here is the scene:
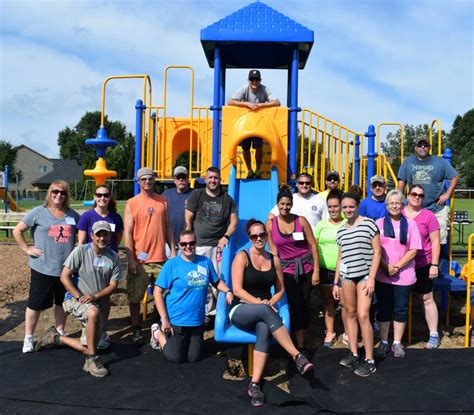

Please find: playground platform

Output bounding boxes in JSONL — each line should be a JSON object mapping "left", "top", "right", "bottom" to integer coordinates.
{"left": 0, "top": 340, "right": 472, "bottom": 414}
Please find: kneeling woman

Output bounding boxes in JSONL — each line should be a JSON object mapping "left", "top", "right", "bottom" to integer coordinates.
{"left": 151, "top": 230, "right": 233, "bottom": 363}
{"left": 230, "top": 219, "right": 313, "bottom": 407}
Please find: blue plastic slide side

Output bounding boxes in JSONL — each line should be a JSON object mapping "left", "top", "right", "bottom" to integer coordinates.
{"left": 214, "top": 166, "right": 290, "bottom": 343}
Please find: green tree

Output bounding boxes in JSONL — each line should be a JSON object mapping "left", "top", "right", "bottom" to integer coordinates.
{"left": 57, "top": 111, "right": 135, "bottom": 173}
{"left": 0, "top": 139, "right": 23, "bottom": 182}
{"left": 446, "top": 109, "right": 474, "bottom": 187}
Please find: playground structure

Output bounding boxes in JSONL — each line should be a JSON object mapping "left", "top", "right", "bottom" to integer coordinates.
{"left": 81, "top": 2, "right": 472, "bottom": 349}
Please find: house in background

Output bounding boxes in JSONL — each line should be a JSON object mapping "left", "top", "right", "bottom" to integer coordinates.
{"left": 14, "top": 145, "right": 83, "bottom": 198}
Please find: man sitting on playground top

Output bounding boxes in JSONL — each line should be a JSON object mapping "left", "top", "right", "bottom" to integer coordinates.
{"left": 228, "top": 69, "right": 281, "bottom": 179}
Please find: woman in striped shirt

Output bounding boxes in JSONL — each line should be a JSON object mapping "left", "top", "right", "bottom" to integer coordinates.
{"left": 333, "top": 191, "right": 381, "bottom": 377}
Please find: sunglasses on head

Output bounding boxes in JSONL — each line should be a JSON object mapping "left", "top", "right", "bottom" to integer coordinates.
{"left": 417, "top": 142, "right": 430, "bottom": 148}
{"left": 95, "top": 192, "right": 110, "bottom": 198}
{"left": 179, "top": 241, "right": 196, "bottom": 248}
{"left": 297, "top": 181, "right": 312, "bottom": 186}
{"left": 249, "top": 232, "right": 267, "bottom": 241}
{"left": 51, "top": 189, "right": 67, "bottom": 196}
{"left": 409, "top": 192, "right": 425, "bottom": 198}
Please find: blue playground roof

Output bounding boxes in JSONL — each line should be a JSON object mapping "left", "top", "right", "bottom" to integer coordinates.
{"left": 200, "top": 2, "right": 314, "bottom": 69}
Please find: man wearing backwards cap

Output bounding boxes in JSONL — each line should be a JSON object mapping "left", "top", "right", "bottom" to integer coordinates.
{"left": 228, "top": 69, "right": 281, "bottom": 179}
{"left": 34, "top": 221, "right": 121, "bottom": 378}
{"left": 359, "top": 175, "right": 388, "bottom": 220}
{"left": 124, "top": 167, "right": 176, "bottom": 343}
{"left": 162, "top": 166, "right": 193, "bottom": 250}
{"left": 397, "top": 137, "right": 459, "bottom": 245}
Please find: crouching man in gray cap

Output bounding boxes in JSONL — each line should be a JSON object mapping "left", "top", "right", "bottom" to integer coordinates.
{"left": 35, "top": 221, "right": 122, "bottom": 378}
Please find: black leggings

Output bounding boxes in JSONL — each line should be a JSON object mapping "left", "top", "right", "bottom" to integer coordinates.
{"left": 163, "top": 325, "right": 204, "bottom": 363}
{"left": 284, "top": 271, "right": 312, "bottom": 331}
{"left": 230, "top": 304, "right": 284, "bottom": 353}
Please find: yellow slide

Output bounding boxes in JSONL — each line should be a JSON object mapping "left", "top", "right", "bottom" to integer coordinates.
{"left": 0, "top": 188, "right": 25, "bottom": 212}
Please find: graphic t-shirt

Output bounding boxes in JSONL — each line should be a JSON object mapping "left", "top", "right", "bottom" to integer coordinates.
{"left": 63, "top": 244, "right": 122, "bottom": 300}
{"left": 375, "top": 217, "right": 422, "bottom": 286}
{"left": 22, "top": 206, "right": 81, "bottom": 276}
{"left": 156, "top": 255, "right": 219, "bottom": 326}
{"left": 77, "top": 209, "right": 123, "bottom": 252}
{"left": 186, "top": 189, "right": 237, "bottom": 246}
{"left": 162, "top": 187, "right": 193, "bottom": 247}
{"left": 314, "top": 219, "right": 346, "bottom": 270}
{"left": 397, "top": 155, "right": 457, "bottom": 213}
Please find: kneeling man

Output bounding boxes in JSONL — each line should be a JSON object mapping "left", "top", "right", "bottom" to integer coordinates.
{"left": 35, "top": 221, "right": 122, "bottom": 378}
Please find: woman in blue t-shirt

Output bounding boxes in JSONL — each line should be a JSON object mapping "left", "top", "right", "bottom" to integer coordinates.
{"left": 77, "top": 185, "right": 123, "bottom": 252}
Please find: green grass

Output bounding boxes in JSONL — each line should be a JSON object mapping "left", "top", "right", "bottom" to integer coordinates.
{"left": 451, "top": 198, "right": 474, "bottom": 251}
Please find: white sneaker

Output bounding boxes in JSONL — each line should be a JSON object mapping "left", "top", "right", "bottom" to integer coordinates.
{"left": 150, "top": 323, "right": 162, "bottom": 350}
{"left": 22, "top": 336, "right": 34, "bottom": 353}
{"left": 97, "top": 331, "right": 111, "bottom": 350}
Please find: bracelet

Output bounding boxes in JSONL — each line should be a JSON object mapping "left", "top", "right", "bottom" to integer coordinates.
{"left": 225, "top": 290, "right": 232, "bottom": 294}
{"left": 332, "top": 282, "right": 339, "bottom": 286}
{"left": 431, "top": 264, "right": 439, "bottom": 267}
{"left": 75, "top": 294, "right": 81, "bottom": 300}
{"left": 223, "top": 234, "right": 230, "bottom": 240}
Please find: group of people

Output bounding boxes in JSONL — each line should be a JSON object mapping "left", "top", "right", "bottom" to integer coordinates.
{"left": 13, "top": 73, "right": 458, "bottom": 406}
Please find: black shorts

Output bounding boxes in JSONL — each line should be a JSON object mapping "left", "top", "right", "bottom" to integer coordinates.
{"left": 28, "top": 268, "right": 66, "bottom": 311}
{"left": 319, "top": 267, "right": 336, "bottom": 286}
{"left": 413, "top": 265, "right": 433, "bottom": 294}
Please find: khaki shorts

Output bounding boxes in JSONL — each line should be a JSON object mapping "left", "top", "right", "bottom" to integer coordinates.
{"left": 63, "top": 298, "right": 100, "bottom": 328}
{"left": 126, "top": 262, "right": 164, "bottom": 303}
{"left": 435, "top": 205, "right": 449, "bottom": 245}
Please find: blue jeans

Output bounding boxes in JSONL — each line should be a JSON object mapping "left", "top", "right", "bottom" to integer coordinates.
{"left": 375, "top": 281, "right": 413, "bottom": 323}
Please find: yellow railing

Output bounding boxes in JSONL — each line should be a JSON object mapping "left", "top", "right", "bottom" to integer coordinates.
{"left": 299, "top": 109, "right": 365, "bottom": 192}
{"left": 465, "top": 233, "right": 474, "bottom": 347}
{"left": 429, "top": 118, "right": 443, "bottom": 156}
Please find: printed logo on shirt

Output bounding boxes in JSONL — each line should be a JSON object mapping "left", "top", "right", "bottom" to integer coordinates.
{"left": 48, "top": 224, "right": 72, "bottom": 243}
{"left": 186, "top": 269, "right": 207, "bottom": 288}
{"left": 411, "top": 165, "right": 433, "bottom": 185}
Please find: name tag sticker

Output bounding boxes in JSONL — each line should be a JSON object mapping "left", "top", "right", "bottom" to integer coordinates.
{"left": 65, "top": 217, "right": 76, "bottom": 225}
{"left": 109, "top": 223, "right": 116, "bottom": 232}
{"left": 293, "top": 232, "right": 304, "bottom": 241}
{"left": 197, "top": 265, "right": 208, "bottom": 276}
{"left": 339, "top": 262, "right": 348, "bottom": 273}
{"left": 93, "top": 257, "right": 105, "bottom": 267}
{"left": 137, "top": 251, "right": 149, "bottom": 261}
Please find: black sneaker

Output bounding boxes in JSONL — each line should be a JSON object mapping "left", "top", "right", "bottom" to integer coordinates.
{"left": 246, "top": 170, "right": 255, "bottom": 179}
{"left": 354, "top": 359, "right": 376, "bottom": 377}
{"left": 295, "top": 353, "right": 314, "bottom": 375}
{"left": 254, "top": 169, "right": 262, "bottom": 179}
{"left": 248, "top": 382, "right": 265, "bottom": 407}
{"left": 132, "top": 326, "right": 144, "bottom": 344}
{"left": 339, "top": 352, "right": 359, "bottom": 368}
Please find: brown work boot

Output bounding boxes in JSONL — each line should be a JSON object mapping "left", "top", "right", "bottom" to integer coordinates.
{"left": 83, "top": 355, "right": 109, "bottom": 378}
{"left": 34, "top": 326, "right": 58, "bottom": 352}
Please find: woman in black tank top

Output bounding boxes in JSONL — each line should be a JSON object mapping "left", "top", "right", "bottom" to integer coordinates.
{"left": 229, "top": 220, "right": 313, "bottom": 407}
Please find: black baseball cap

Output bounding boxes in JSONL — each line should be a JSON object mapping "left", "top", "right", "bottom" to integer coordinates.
{"left": 248, "top": 69, "right": 261, "bottom": 80}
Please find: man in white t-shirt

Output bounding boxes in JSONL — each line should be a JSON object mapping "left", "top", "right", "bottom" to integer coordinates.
{"left": 269, "top": 173, "right": 325, "bottom": 229}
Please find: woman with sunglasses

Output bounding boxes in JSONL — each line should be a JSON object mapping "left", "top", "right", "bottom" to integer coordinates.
{"left": 313, "top": 189, "right": 349, "bottom": 347}
{"left": 266, "top": 185, "right": 319, "bottom": 351}
{"left": 230, "top": 219, "right": 313, "bottom": 407}
{"left": 77, "top": 184, "right": 124, "bottom": 349}
{"left": 78, "top": 185, "right": 123, "bottom": 252}
{"left": 402, "top": 185, "right": 441, "bottom": 349}
{"left": 333, "top": 191, "right": 381, "bottom": 377}
{"left": 150, "top": 230, "right": 233, "bottom": 363}
{"left": 13, "top": 180, "right": 81, "bottom": 354}
{"left": 373, "top": 190, "right": 422, "bottom": 359}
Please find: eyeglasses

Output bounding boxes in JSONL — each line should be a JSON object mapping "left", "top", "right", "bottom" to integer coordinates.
{"left": 175, "top": 174, "right": 187, "bottom": 180}
{"left": 139, "top": 177, "right": 154, "bottom": 182}
{"left": 51, "top": 189, "right": 67, "bottom": 196}
{"left": 409, "top": 192, "right": 425, "bottom": 199}
{"left": 249, "top": 232, "right": 267, "bottom": 241}
{"left": 179, "top": 241, "right": 196, "bottom": 248}
{"left": 416, "top": 142, "right": 430, "bottom": 148}
{"left": 95, "top": 193, "right": 110, "bottom": 198}
{"left": 388, "top": 202, "right": 402, "bottom": 207}
{"left": 297, "top": 181, "right": 312, "bottom": 186}
{"left": 249, "top": 78, "right": 261, "bottom": 82}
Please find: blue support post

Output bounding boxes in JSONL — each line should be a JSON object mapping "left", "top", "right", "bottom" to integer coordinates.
{"left": 288, "top": 47, "right": 300, "bottom": 181}
{"left": 134, "top": 99, "right": 145, "bottom": 196}
{"left": 211, "top": 47, "right": 221, "bottom": 168}
{"left": 218, "top": 63, "right": 226, "bottom": 165}
{"left": 365, "top": 125, "right": 376, "bottom": 197}
{"left": 354, "top": 134, "right": 361, "bottom": 186}
{"left": 4, "top": 165, "right": 8, "bottom": 212}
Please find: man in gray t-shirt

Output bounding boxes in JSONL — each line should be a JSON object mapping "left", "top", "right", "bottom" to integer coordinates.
{"left": 397, "top": 137, "right": 459, "bottom": 244}
{"left": 228, "top": 69, "right": 281, "bottom": 179}
{"left": 34, "top": 221, "right": 121, "bottom": 378}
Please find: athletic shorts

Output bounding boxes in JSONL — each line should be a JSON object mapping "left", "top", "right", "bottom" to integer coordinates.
{"left": 413, "top": 265, "right": 433, "bottom": 294}
{"left": 241, "top": 137, "right": 263, "bottom": 150}
{"left": 28, "top": 268, "right": 66, "bottom": 311}
{"left": 319, "top": 267, "right": 336, "bottom": 286}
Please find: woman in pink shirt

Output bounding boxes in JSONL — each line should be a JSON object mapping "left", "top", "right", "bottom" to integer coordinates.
{"left": 266, "top": 185, "right": 319, "bottom": 350}
{"left": 403, "top": 184, "right": 441, "bottom": 349}
{"left": 374, "top": 189, "right": 421, "bottom": 358}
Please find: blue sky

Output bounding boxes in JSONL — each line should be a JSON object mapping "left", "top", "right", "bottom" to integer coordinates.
{"left": 1, "top": 0, "right": 472, "bottom": 158}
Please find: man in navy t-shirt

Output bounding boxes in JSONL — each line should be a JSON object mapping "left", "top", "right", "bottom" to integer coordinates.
{"left": 359, "top": 175, "right": 388, "bottom": 220}
{"left": 162, "top": 166, "right": 193, "bottom": 250}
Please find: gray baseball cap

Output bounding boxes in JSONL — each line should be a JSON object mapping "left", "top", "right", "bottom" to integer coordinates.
{"left": 92, "top": 220, "right": 111, "bottom": 234}
{"left": 370, "top": 175, "right": 386, "bottom": 185}
{"left": 136, "top": 167, "right": 154, "bottom": 180}
{"left": 173, "top": 166, "right": 188, "bottom": 177}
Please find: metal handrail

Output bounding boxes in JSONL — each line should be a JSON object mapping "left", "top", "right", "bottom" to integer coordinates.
{"left": 465, "top": 233, "right": 474, "bottom": 347}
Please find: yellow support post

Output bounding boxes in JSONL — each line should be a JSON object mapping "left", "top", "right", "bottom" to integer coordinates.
{"left": 465, "top": 234, "right": 474, "bottom": 347}
{"left": 248, "top": 344, "right": 254, "bottom": 376}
